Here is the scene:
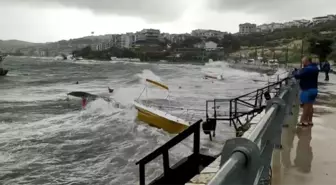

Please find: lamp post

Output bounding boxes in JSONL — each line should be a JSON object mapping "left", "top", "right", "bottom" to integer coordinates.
{"left": 300, "top": 39, "right": 304, "bottom": 68}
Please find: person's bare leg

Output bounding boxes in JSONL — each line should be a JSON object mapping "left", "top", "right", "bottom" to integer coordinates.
{"left": 300, "top": 104, "right": 309, "bottom": 125}
{"left": 308, "top": 104, "right": 314, "bottom": 124}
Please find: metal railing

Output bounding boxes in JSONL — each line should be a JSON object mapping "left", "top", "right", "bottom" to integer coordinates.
{"left": 136, "top": 120, "right": 217, "bottom": 185}
{"left": 136, "top": 71, "right": 299, "bottom": 185}
{"left": 207, "top": 77, "right": 299, "bottom": 185}
{"left": 204, "top": 75, "right": 290, "bottom": 138}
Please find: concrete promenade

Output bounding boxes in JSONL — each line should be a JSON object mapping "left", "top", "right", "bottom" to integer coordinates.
{"left": 273, "top": 74, "right": 336, "bottom": 185}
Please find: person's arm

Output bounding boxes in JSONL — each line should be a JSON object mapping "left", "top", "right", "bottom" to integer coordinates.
{"left": 294, "top": 68, "right": 307, "bottom": 79}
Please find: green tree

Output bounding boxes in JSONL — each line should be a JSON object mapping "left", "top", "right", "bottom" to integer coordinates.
{"left": 181, "top": 36, "right": 202, "bottom": 48}
{"left": 308, "top": 37, "right": 333, "bottom": 67}
{"left": 206, "top": 37, "right": 220, "bottom": 43}
{"left": 220, "top": 34, "right": 241, "bottom": 54}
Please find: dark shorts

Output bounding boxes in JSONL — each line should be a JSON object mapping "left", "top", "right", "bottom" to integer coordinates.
{"left": 300, "top": 89, "right": 318, "bottom": 104}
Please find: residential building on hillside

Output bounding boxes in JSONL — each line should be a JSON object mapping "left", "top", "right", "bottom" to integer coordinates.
{"left": 191, "top": 29, "right": 226, "bottom": 38}
{"left": 93, "top": 41, "right": 112, "bottom": 51}
{"left": 166, "top": 34, "right": 190, "bottom": 43}
{"left": 283, "top": 19, "right": 310, "bottom": 28}
{"left": 257, "top": 24, "right": 270, "bottom": 32}
{"left": 110, "top": 34, "right": 121, "bottom": 47}
{"left": 257, "top": 22, "right": 287, "bottom": 32}
{"left": 193, "top": 41, "right": 218, "bottom": 51}
{"left": 131, "top": 29, "right": 162, "bottom": 50}
{"left": 239, "top": 23, "right": 257, "bottom": 34}
{"left": 135, "top": 29, "right": 160, "bottom": 42}
{"left": 193, "top": 42, "right": 204, "bottom": 49}
{"left": 257, "top": 19, "right": 310, "bottom": 32}
{"left": 295, "top": 19, "right": 311, "bottom": 25}
{"left": 205, "top": 41, "right": 218, "bottom": 51}
{"left": 121, "top": 33, "right": 134, "bottom": 48}
{"left": 313, "top": 15, "right": 336, "bottom": 24}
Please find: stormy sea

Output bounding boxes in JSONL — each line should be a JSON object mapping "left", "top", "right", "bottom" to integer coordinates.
{"left": 0, "top": 57, "right": 286, "bottom": 185}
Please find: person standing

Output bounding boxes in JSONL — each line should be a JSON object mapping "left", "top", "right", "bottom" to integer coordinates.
{"left": 322, "top": 61, "right": 331, "bottom": 81}
{"left": 294, "top": 57, "right": 319, "bottom": 126}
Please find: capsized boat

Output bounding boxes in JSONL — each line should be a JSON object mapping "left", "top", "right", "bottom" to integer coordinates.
{"left": 133, "top": 79, "right": 190, "bottom": 134}
{"left": 67, "top": 91, "right": 113, "bottom": 102}
{"left": 67, "top": 91, "right": 98, "bottom": 99}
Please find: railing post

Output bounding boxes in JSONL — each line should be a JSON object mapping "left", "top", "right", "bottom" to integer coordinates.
{"left": 229, "top": 100, "right": 232, "bottom": 127}
{"left": 193, "top": 121, "right": 200, "bottom": 155}
{"left": 163, "top": 151, "right": 170, "bottom": 175}
{"left": 214, "top": 100, "right": 217, "bottom": 120}
{"left": 234, "top": 99, "right": 237, "bottom": 118}
{"left": 139, "top": 163, "right": 145, "bottom": 185}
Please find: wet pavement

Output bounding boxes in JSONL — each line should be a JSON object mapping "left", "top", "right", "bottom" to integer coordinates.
{"left": 273, "top": 74, "right": 336, "bottom": 185}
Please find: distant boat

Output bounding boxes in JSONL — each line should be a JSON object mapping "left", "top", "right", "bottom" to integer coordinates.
{"left": 204, "top": 74, "right": 224, "bottom": 80}
{"left": 0, "top": 55, "right": 8, "bottom": 76}
{"left": 73, "top": 57, "right": 83, "bottom": 61}
{"left": 54, "top": 55, "right": 65, "bottom": 60}
{"left": 0, "top": 68, "right": 8, "bottom": 76}
{"left": 111, "top": 57, "right": 140, "bottom": 62}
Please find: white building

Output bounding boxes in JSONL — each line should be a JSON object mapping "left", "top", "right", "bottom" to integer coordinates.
{"left": 295, "top": 19, "right": 311, "bottom": 26}
{"left": 167, "top": 33, "right": 190, "bottom": 43}
{"left": 205, "top": 41, "right": 218, "bottom": 51}
{"left": 283, "top": 21, "right": 299, "bottom": 28}
{"left": 239, "top": 23, "right": 257, "bottom": 34}
{"left": 269, "top": 22, "right": 284, "bottom": 30}
{"left": 193, "top": 41, "right": 218, "bottom": 50}
{"left": 193, "top": 42, "right": 204, "bottom": 49}
{"left": 191, "top": 29, "right": 226, "bottom": 38}
{"left": 257, "top": 24, "right": 270, "bottom": 32}
{"left": 121, "top": 33, "right": 134, "bottom": 48}
{"left": 136, "top": 29, "right": 160, "bottom": 41}
{"left": 93, "top": 42, "right": 112, "bottom": 51}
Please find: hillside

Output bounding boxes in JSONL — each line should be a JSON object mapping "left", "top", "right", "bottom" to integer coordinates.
{"left": 0, "top": 40, "right": 41, "bottom": 53}
{"left": 230, "top": 20, "right": 336, "bottom": 62}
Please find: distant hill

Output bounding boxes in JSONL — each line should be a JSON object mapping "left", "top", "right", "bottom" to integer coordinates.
{"left": 0, "top": 40, "right": 42, "bottom": 53}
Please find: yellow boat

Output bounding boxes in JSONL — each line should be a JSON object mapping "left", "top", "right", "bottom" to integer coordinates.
{"left": 133, "top": 79, "right": 190, "bottom": 134}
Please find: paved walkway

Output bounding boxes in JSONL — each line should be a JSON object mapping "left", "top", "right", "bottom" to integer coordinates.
{"left": 273, "top": 75, "right": 336, "bottom": 185}
{"left": 185, "top": 112, "right": 266, "bottom": 185}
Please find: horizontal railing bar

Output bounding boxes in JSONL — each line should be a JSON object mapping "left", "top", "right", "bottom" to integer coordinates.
{"left": 236, "top": 99, "right": 256, "bottom": 108}
{"left": 230, "top": 77, "right": 289, "bottom": 101}
{"left": 245, "top": 105, "right": 278, "bottom": 142}
{"left": 207, "top": 152, "right": 247, "bottom": 185}
{"left": 246, "top": 89, "right": 288, "bottom": 142}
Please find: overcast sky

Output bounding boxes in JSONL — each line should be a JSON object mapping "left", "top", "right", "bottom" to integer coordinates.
{"left": 0, "top": 0, "right": 335, "bottom": 43}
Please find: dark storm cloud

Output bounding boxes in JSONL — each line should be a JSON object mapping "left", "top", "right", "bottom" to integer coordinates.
{"left": 208, "top": 0, "right": 336, "bottom": 20}
{"left": 1, "top": 0, "right": 189, "bottom": 22}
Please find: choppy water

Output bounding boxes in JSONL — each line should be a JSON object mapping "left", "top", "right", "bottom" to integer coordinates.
{"left": 0, "top": 57, "right": 286, "bottom": 185}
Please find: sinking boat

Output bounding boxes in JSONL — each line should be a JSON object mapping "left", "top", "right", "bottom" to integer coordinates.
{"left": 133, "top": 79, "right": 190, "bottom": 134}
